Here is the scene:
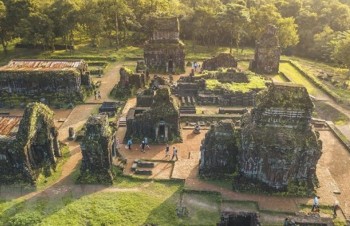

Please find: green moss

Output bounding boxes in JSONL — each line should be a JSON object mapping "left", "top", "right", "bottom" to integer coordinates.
{"left": 206, "top": 74, "right": 266, "bottom": 93}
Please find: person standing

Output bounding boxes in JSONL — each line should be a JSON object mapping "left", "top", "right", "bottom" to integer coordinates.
{"left": 165, "top": 144, "right": 170, "bottom": 157}
{"left": 144, "top": 137, "right": 150, "bottom": 149}
{"left": 333, "top": 201, "right": 340, "bottom": 217}
{"left": 140, "top": 140, "right": 146, "bottom": 153}
{"left": 171, "top": 146, "right": 178, "bottom": 161}
{"left": 98, "top": 90, "right": 101, "bottom": 99}
{"left": 311, "top": 196, "right": 320, "bottom": 212}
{"left": 127, "top": 138, "right": 132, "bottom": 150}
{"left": 94, "top": 90, "right": 97, "bottom": 100}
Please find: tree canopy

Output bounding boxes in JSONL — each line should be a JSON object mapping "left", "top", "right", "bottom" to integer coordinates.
{"left": 0, "top": 0, "right": 350, "bottom": 66}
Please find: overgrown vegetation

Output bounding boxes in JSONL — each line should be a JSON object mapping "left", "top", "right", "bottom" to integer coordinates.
{"left": 205, "top": 73, "right": 266, "bottom": 93}
{"left": 36, "top": 144, "right": 71, "bottom": 190}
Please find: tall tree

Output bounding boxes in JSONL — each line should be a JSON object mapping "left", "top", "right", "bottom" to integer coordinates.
{"left": 79, "top": 0, "right": 104, "bottom": 47}
{"left": 17, "top": 11, "right": 55, "bottom": 49}
{"left": 47, "top": 0, "right": 80, "bottom": 48}
{"left": 0, "top": 0, "right": 32, "bottom": 54}
{"left": 332, "top": 33, "right": 350, "bottom": 71}
{"left": 218, "top": 1, "right": 250, "bottom": 53}
{"left": 249, "top": 4, "right": 298, "bottom": 49}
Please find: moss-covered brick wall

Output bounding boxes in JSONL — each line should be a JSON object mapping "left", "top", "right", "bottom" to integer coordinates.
{"left": 0, "top": 102, "right": 60, "bottom": 184}
{"left": 239, "top": 82, "right": 322, "bottom": 189}
{"left": 0, "top": 65, "right": 92, "bottom": 107}
{"left": 202, "top": 53, "right": 238, "bottom": 71}
{"left": 79, "top": 114, "right": 114, "bottom": 184}
{"left": 200, "top": 120, "right": 240, "bottom": 177}
{"left": 126, "top": 87, "right": 181, "bottom": 143}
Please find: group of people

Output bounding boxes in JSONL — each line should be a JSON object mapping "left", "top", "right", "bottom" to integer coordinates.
{"left": 125, "top": 138, "right": 179, "bottom": 161}
{"left": 192, "top": 61, "right": 200, "bottom": 72}
{"left": 94, "top": 90, "right": 101, "bottom": 100}
{"left": 165, "top": 144, "right": 178, "bottom": 161}
{"left": 283, "top": 195, "right": 341, "bottom": 225}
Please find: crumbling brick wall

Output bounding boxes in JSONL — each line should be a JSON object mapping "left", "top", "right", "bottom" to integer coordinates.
{"left": 79, "top": 114, "right": 114, "bottom": 184}
{"left": 0, "top": 102, "right": 60, "bottom": 184}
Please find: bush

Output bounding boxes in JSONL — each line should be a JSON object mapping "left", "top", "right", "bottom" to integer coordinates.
{"left": 8, "top": 211, "right": 42, "bottom": 226}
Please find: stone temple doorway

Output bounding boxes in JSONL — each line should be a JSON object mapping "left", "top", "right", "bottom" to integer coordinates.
{"left": 155, "top": 120, "right": 169, "bottom": 142}
{"left": 168, "top": 59, "right": 174, "bottom": 73}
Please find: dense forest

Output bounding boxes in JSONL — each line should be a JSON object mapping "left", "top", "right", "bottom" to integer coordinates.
{"left": 1, "top": 0, "right": 350, "bottom": 67}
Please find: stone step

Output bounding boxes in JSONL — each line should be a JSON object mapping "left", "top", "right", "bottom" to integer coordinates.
{"left": 118, "top": 117, "right": 127, "bottom": 127}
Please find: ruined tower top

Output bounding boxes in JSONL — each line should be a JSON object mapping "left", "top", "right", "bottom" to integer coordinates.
{"left": 151, "top": 17, "right": 180, "bottom": 41}
{"left": 257, "top": 24, "right": 280, "bottom": 48}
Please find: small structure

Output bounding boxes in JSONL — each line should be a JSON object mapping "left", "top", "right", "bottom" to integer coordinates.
{"left": 200, "top": 120, "right": 239, "bottom": 176}
{"left": 144, "top": 17, "right": 185, "bottom": 73}
{"left": 79, "top": 114, "right": 116, "bottom": 184}
{"left": 0, "top": 103, "right": 60, "bottom": 184}
{"left": 202, "top": 53, "right": 238, "bottom": 71}
{"left": 218, "top": 212, "right": 260, "bottom": 226}
{"left": 111, "top": 67, "right": 147, "bottom": 99}
{"left": 250, "top": 24, "right": 280, "bottom": 74}
{"left": 119, "top": 67, "right": 147, "bottom": 89}
{"left": 99, "top": 101, "right": 124, "bottom": 117}
{"left": 240, "top": 82, "right": 322, "bottom": 189}
{"left": 126, "top": 87, "right": 180, "bottom": 143}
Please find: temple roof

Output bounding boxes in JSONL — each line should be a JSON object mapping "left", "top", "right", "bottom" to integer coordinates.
{"left": 255, "top": 82, "right": 313, "bottom": 110}
{"left": 153, "top": 17, "right": 179, "bottom": 32}
{"left": 0, "top": 59, "right": 86, "bottom": 72}
{"left": 0, "top": 116, "right": 21, "bottom": 139}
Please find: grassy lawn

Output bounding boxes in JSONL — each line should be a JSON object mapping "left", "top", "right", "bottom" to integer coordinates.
{"left": 314, "top": 101, "right": 349, "bottom": 125}
{"left": 279, "top": 62, "right": 326, "bottom": 97}
{"left": 184, "top": 41, "right": 254, "bottom": 61}
{"left": 0, "top": 179, "right": 222, "bottom": 225}
{"left": 296, "top": 59, "right": 350, "bottom": 101}
{"left": 36, "top": 144, "right": 71, "bottom": 190}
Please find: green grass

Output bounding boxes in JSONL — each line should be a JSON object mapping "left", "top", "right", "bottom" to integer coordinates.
{"left": 314, "top": 101, "right": 349, "bottom": 125}
{"left": 181, "top": 191, "right": 221, "bottom": 225}
{"left": 184, "top": 41, "right": 254, "bottom": 61}
{"left": 206, "top": 74, "right": 266, "bottom": 93}
{"left": 279, "top": 62, "right": 325, "bottom": 97}
{"left": 0, "top": 179, "right": 222, "bottom": 225}
{"left": 292, "top": 58, "right": 350, "bottom": 101}
{"left": 36, "top": 144, "right": 71, "bottom": 190}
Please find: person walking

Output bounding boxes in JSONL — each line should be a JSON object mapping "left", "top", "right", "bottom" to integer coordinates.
{"left": 140, "top": 140, "right": 146, "bottom": 153}
{"left": 171, "top": 146, "right": 178, "bottom": 161}
{"left": 127, "top": 138, "right": 132, "bottom": 150}
{"left": 165, "top": 144, "right": 170, "bottom": 157}
{"left": 333, "top": 201, "right": 340, "bottom": 217}
{"left": 94, "top": 90, "right": 97, "bottom": 100}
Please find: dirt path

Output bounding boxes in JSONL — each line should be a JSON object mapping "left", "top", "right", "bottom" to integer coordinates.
{"left": 185, "top": 178, "right": 306, "bottom": 213}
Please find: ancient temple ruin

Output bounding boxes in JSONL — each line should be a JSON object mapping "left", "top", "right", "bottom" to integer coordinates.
{"left": 144, "top": 17, "right": 185, "bottom": 73}
{"left": 202, "top": 53, "right": 238, "bottom": 71}
{"left": 126, "top": 87, "right": 180, "bottom": 143}
{"left": 119, "top": 67, "right": 147, "bottom": 89}
{"left": 250, "top": 24, "right": 280, "bottom": 74}
{"left": 0, "top": 103, "right": 60, "bottom": 184}
{"left": 111, "top": 67, "right": 148, "bottom": 99}
{"left": 200, "top": 120, "right": 239, "bottom": 176}
{"left": 174, "top": 68, "right": 266, "bottom": 107}
{"left": 0, "top": 59, "right": 91, "bottom": 105}
{"left": 240, "top": 82, "right": 322, "bottom": 189}
{"left": 79, "top": 114, "right": 116, "bottom": 184}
